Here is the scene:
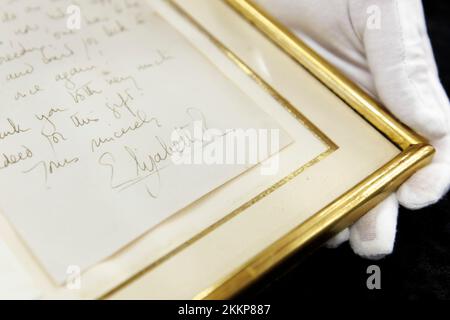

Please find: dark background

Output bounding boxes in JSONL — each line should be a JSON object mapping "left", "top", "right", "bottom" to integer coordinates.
{"left": 238, "top": 0, "right": 450, "bottom": 300}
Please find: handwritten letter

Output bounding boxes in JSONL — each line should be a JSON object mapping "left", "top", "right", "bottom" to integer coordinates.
{"left": 0, "top": 0, "right": 290, "bottom": 282}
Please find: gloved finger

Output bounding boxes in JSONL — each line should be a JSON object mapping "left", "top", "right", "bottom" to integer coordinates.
{"left": 398, "top": 162, "right": 450, "bottom": 209}
{"left": 349, "top": 194, "right": 398, "bottom": 259}
{"left": 325, "top": 228, "right": 350, "bottom": 249}
{"left": 398, "top": 135, "right": 450, "bottom": 209}
{"left": 353, "top": 0, "right": 450, "bottom": 139}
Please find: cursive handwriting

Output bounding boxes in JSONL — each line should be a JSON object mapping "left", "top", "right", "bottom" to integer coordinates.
{"left": 23, "top": 157, "right": 80, "bottom": 185}
{"left": 6, "top": 63, "right": 34, "bottom": 81}
{"left": 91, "top": 110, "right": 161, "bottom": 151}
{"left": 0, "top": 118, "right": 30, "bottom": 141}
{"left": 55, "top": 65, "right": 96, "bottom": 90}
{"left": 0, "top": 146, "right": 33, "bottom": 171}
{"left": 71, "top": 113, "right": 99, "bottom": 128}
{"left": 14, "top": 84, "right": 43, "bottom": 100}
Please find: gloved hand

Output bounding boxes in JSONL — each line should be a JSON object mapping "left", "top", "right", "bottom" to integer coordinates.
{"left": 255, "top": 0, "right": 450, "bottom": 258}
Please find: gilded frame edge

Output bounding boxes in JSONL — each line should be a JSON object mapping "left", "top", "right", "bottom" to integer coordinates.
{"left": 194, "top": 0, "right": 435, "bottom": 299}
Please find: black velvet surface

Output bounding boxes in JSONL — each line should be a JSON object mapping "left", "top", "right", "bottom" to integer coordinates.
{"left": 238, "top": 0, "right": 450, "bottom": 300}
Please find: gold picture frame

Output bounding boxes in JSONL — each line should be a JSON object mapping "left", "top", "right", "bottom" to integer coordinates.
{"left": 192, "top": 0, "right": 434, "bottom": 299}
{"left": 100, "top": 0, "right": 434, "bottom": 300}
{"left": 0, "top": 0, "right": 433, "bottom": 300}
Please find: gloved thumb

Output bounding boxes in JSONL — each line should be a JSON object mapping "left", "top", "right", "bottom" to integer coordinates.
{"left": 351, "top": 0, "right": 450, "bottom": 209}
{"left": 350, "top": 0, "right": 449, "bottom": 139}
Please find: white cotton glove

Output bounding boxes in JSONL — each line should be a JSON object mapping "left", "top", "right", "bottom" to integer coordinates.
{"left": 255, "top": 0, "right": 450, "bottom": 258}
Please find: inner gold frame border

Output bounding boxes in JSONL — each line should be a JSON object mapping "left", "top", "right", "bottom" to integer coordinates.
{"left": 103, "top": 0, "right": 434, "bottom": 299}
{"left": 100, "top": 0, "right": 336, "bottom": 299}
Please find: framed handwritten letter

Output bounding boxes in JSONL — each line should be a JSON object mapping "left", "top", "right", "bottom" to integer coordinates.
{"left": 0, "top": 0, "right": 433, "bottom": 299}
{"left": 0, "top": 0, "right": 300, "bottom": 282}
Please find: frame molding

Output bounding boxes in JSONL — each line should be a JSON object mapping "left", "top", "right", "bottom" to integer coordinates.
{"left": 193, "top": 0, "right": 434, "bottom": 299}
